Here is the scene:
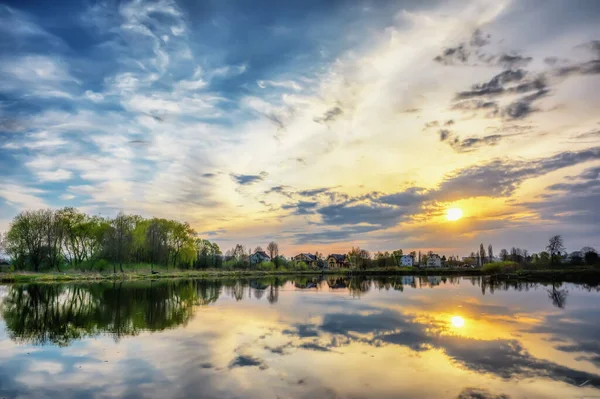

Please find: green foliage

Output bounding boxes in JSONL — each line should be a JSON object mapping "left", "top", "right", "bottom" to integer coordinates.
{"left": 482, "top": 261, "right": 519, "bottom": 274}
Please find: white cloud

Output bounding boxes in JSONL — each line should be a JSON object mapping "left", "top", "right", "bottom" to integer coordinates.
{"left": 0, "top": 185, "right": 48, "bottom": 210}
{"left": 85, "top": 90, "right": 104, "bottom": 102}
{"left": 37, "top": 169, "right": 73, "bottom": 182}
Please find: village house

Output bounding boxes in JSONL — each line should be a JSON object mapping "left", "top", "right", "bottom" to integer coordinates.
{"left": 426, "top": 254, "right": 442, "bottom": 268}
{"left": 249, "top": 251, "right": 271, "bottom": 264}
{"left": 292, "top": 253, "right": 317, "bottom": 267}
{"left": 399, "top": 255, "right": 414, "bottom": 267}
{"left": 326, "top": 254, "right": 349, "bottom": 268}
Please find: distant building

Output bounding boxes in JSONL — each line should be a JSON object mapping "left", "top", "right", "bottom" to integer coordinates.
{"left": 399, "top": 255, "right": 414, "bottom": 267}
{"left": 249, "top": 251, "right": 271, "bottom": 264}
{"left": 292, "top": 253, "right": 317, "bottom": 267}
{"left": 426, "top": 254, "right": 442, "bottom": 268}
{"left": 326, "top": 254, "right": 349, "bottom": 268}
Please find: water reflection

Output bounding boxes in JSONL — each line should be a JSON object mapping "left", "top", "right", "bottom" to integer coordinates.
{"left": 0, "top": 276, "right": 599, "bottom": 398}
{"left": 1, "top": 276, "right": 599, "bottom": 347}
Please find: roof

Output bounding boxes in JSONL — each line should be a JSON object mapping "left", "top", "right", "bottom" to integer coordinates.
{"left": 295, "top": 253, "right": 316, "bottom": 260}
{"left": 254, "top": 251, "right": 270, "bottom": 259}
{"left": 327, "top": 254, "right": 347, "bottom": 262}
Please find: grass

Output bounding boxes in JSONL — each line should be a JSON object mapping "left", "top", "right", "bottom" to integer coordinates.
{"left": 1, "top": 264, "right": 599, "bottom": 283}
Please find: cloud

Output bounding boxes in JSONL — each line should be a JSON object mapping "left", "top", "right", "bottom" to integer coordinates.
{"left": 313, "top": 106, "right": 343, "bottom": 124}
{"left": 231, "top": 173, "right": 267, "bottom": 185}
{"left": 36, "top": 169, "right": 73, "bottom": 182}
{"left": 0, "top": 184, "right": 47, "bottom": 209}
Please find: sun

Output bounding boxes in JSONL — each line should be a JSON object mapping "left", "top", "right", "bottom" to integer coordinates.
{"left": 451, "top": 315, "right": 465, "bottom": 328}
{"left": 446, "top": 208, "right": 463, "bottom": 221}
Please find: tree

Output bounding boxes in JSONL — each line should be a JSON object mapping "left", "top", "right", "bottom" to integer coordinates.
{"left": 104, "top": 212, "right": 135, "bottom": 273}
{"left": 583, "top": 247, "right": 599, "bottom": 266}
{"left": 266, "top": 241, "right": 279, "bottom": 260}
{"left": 488, "top": 244, "right": 493, "bottom": 262}
{"left": 569, "top": 251, "right": 584, "bottom": 266}
{"left": 479, "top": 244, "right": 486, "bottom": 265}
{"left": 254, "top": 246, "right": 263, "bottom": 253}
{"left": 347, "top": 246, "right": 370, "bottom": 269}
{"left": 499, "top": 249, "right": 509, "bottom": 261}
{"left": 546, "top": 235, "right": 565, "bottom": 265}
{"left": 5, "top": 210, "right": 46, "bottom": 272}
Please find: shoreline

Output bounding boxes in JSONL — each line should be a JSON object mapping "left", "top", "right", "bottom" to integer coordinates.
{"left": 1, "top": 267, "right": 599, "bottom": 284}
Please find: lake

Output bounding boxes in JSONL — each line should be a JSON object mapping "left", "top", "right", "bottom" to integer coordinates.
{"left": 0, "top": 275, "right": 599, "bottom": 398}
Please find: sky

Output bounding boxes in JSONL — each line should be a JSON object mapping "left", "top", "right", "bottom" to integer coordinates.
{"left": 0, "top": 0, "right": 599, "bottom": 257}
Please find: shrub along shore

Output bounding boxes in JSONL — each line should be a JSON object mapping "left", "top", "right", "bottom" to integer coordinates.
{"left": 2, "top": 264, "right": 600, "bottom": 284}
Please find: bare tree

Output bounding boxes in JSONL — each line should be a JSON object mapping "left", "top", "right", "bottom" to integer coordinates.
{"left": 546, "top": 235, "right": 565, "bottom": 265}
{"left": 488, "top": 244, "right": 494, "bottom": 262}
{"left": 254, "top": 246, "right": 263, "bottom": 253}
{"left": 266, "top": 241, "right": 279, "bottom": 260}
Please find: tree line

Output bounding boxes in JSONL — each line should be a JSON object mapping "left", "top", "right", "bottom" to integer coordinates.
{"left": 0, "top": 208, "right": 222, "bottom": 273}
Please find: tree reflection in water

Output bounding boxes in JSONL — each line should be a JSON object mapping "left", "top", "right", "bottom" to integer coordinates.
{"left": 1, "top": 275, "right": 598, "bottom": 346}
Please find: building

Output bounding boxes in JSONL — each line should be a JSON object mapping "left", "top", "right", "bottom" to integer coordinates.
{"left": 399, "top": 255, "right": 414, "bottom": 267}
{"left": 426, "top": 254, "right": 442, "bottom": 268}
{"left": 292, "top": 253, "right": 317, "bottom": 267}
{"left": 249, "top": 251, "right": 271, "bottom": 264}
{"left": 326, "top": 254, "right": 349, "bottom": 268}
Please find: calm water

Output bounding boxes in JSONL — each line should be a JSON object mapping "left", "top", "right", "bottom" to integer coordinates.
{"left": 1, "top": 276, "right": 599, "bottom": 398}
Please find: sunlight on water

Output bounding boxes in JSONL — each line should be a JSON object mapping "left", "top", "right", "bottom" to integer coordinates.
{"left": 0, "top": 276, "right": 599, "bottom": 398}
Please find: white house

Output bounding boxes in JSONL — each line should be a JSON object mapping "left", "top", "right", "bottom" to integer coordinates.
{"left": 426, "top": 254, "right": 442, "bottom": 268}
{"left": 400, "top": 255, "right": 414, "bottom": 267}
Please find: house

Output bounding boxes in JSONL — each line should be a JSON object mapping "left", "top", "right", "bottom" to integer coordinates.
{"left": 399, "top": 255, "right": 414, "bottom": 267}
{"left": 326, "top": 254, "right": 349, "bottom": 268}
{"left": 0, "top": 259, "right": 9, "bottom": 273}
{"left": 426, "top": 254, "right": 442, "bottom": 268}
{"left": 249, "top": 251, "right": 271, "bottom": 264}
{"left": 292, "top": 253, "right": 317, "bottom": 267}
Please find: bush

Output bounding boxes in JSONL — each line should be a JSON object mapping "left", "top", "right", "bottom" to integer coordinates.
{"left": 258, "top": 261, "right": 277, "bottom": 271}
{"left": 482, "top": 261, "right": 519, "bottom": 274}
{"left": 292, "top": 261, "right": 309, "bottom": 271}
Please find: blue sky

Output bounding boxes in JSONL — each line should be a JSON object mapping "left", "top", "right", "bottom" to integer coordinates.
{"left": 1, "top": 0, "right": 599, "bottom": 256}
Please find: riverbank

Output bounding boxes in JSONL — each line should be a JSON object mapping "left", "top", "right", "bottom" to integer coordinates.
{"left": 1, "top": 266, "right": 599, "bottom": 283}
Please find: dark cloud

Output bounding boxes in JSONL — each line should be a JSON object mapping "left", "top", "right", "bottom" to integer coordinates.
{"left": 456, "top": 387, "right": 510, "bottom": 399}
{"left": 298, "top": 342, "right": 331, "bottom": 352}
{"left": 317, "top": 203, "right": 407, "bottom": 227}
{"left": 298, "top": 187, "right": 332, "bottom": 197}
{"left": 202, "top": 173, "right": 216, "bottom": 178}
{"left": 282, "top": 324, "right": 320, "bottom": 338}
{"left": 522, "top": 165, "right": 600, "bottom": 226}
{"left": 313, "top": 106, "right": 343, "bottom": 124}
{"left": 439, "top": 129, "right": 450, "bottom": 141}
{"left": 231, "top": 172, "right": 267, "bottom": 185}
{"left": 281, "top": 201, "right": 318, "bottom": 215}
{"left": 497, "top": 54, "right": 533, "bottom": 68}
{"left": 438, "top": 128, "right": 516, "bottom": 153}
{"left": 436, "top": 147, "right": 600, "bottom": 201}
{"left": 449, "top": 134, "right": 504, "bottom": 153}
{"left": 378, "top": 187, "right": 430, "bottom": 206}
{"left": 228, "top": 355, "right": 267, "bottom": 369}
{"left": 434, "top": 43, "right": 470, "bottom": 65}
{"left": 502, "top": 88, "right": 549, "bottom": 120}
{"left": 455, "top": 69, "right": 527, "bottom": 100}
{"left": 469, "top": 29, "right": 491, "bottom": 48}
